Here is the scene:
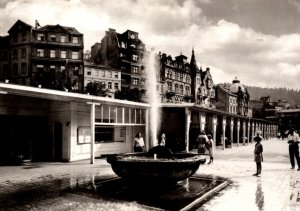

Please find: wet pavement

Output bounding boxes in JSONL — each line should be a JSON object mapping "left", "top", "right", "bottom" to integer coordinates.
{"left": 0, "top": 139, "right": 299, "bottom": 210}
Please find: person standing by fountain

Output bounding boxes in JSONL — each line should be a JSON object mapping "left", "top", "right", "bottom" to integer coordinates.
{"left": 134, "top": 132, "right": 145, "bottom": 152}
{"left": 253, "top": 132, "right": 263, "bottom": 177}
{"left": 206, "top": 134, "right": 214, "bottom": 164}
{"left": 160, "top": 133, "right": 166, "bottom": 146}
{"left": 197, "top": 130, "right": 208, "bottom": 155}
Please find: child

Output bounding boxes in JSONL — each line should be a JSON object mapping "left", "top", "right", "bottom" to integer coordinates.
{"left": 253, "top": 132, "right": 263, "bottom": 177}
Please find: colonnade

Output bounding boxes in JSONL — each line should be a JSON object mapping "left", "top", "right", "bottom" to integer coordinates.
{"left": 184, "top": 108, "right": 278, "bottom": 152}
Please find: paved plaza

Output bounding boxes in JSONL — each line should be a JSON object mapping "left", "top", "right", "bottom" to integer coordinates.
{"left": 0, "top": 139, "right": 299, "bottom": 211}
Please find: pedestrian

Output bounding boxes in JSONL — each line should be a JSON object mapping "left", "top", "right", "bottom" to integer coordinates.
{"left": 253, "top": 132, "right": 263, "bottom": 177}
{"left": 197, "top": 130, "right": 208, "bottom": 154}
{"left": 134, "top": 132, "right": 145, "bottom": 152}
{"left": 206, "top": 134, "right": 214, "bottom": 164}
{"left": 159, "top": 133, "right": 166, "bottom": 146}
{"left": 287, "top": 129, "right": 300, "bottom": 170}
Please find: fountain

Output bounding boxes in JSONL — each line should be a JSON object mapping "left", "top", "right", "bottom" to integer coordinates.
{"left": 107, "top": 50, "right": 206, "bottom": 185}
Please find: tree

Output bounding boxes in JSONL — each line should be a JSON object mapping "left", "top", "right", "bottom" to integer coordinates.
{"left": 85, "top": 81, "right": 109, "bottom": 96}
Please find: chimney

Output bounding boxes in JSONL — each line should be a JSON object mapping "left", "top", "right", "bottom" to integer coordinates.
{"left": 35, "top": 20, "right": 41, "bottom": 29}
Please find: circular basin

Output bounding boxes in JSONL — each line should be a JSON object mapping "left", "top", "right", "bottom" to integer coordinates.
{"left": 107, "top": 151, "right": 206, "bottom": 185}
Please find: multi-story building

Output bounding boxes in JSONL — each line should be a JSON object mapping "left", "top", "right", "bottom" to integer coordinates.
{"left": 84, "top": 59, "right": 121, "bottom": 98}
{"left": 93, "top": 28, "right": 146, "bottom": 91}
{"left": 158, "top": 50, "right": 215, "bottom": 105}
{"left": 217, "top": 78, "right": 252, "bottom": 117}
{"left": 215, "top": 85, "right": 238, "bottom": 114}
{"left": 0, "top": 20, "right": 84, "bottom": 91}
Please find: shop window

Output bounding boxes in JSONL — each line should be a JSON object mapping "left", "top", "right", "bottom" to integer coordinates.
{"left": 95, "top": 127, "right": 114, "bottom": 143}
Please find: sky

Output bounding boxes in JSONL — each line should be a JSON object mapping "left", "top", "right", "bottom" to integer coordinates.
{"left": 1, "top": 0, "right": 300, "bottom": 89}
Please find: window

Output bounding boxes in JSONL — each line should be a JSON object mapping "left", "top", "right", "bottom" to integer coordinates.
{"left": 95, "top": 127, "right": 114, "bottom": 143}
{"left": 114, "top": 72, "right": 118, "bottom": 79}
{"left": 37, "top": 49, "right": 44, "bottom": 57}
{"left": 72, "top": 52, "right": 79, "bottom": 59}
{"left": 12, "top": 63, "right": 18, "bottom": 75}
{"left": 121, "top": 42, "right": 126, "bottom": 48}
{"left": 13, "top": 35, "right": 18, "bottom": 43}
{"left": 108, "top": 82, "right": 112, "bottom": 89}
{"left": 37, "top": 34, "right": 44, "bottom": 41}
{"left": 50, "top": 65, "right": 56, "bottom": 73}
{"left": 175, "top": 84, "right": 179, "bottom": 93}
{"left": 73, "top": 66, "right": 79, "bottom": 75}
{"left": 180, "top": 85, "right": 184, "bottom": 95}
{"left": 186, "top": 86, "right": 190, "bottom": 95}
{"left": 130, "top": 33, "right": 136, "bottom": 39}
{"left": 60, "top": 66, "right": 65, "bottom": 72}
{"left": 167, "top": 82, "right": 172, "bottom": 91}
{"left": 50, "top": 50, "right": 56, "bottom": 58}
{"left": 87, "top": 68, "right": 91, "bottom": 76}
{"left": 50, "top": 34, "right": 56, "bottom": 42}
{"left": 12, "top": 50, "right": 18, "bottom": 59}
{"left": 131, "top": 66, "right": 138, "bottom": 73}
{"left": 100, "top": 70, "right": 105, "bottom": 77}
{"left": 61, "top": 51, "right": 66, "bottom": 58}
{"left": 22, "top": 32, "right": 26, "bottom": 42}
{"left": 130, "top": 44, "right": 136, "bottom": 48}
{"left": 133, "top": 78, "right": 139, "bottom": 85}
{"left": 106, "top": 71, "right": 112, "bottom": 78}
{"left": 114, "top": 83, "right": 119, "bottom": 90}
{"left": 132, "top": 54, "right": 138, "bottom": 61}
{"left": 175, "top": 72, "right": 179, "bottom": 80}
{"left": 21, "top": 49, "right": 26, "bottom": 58}
{"left": 72, "top": 37, "right": 79, "bottom": 43}
{"left": 180, "top": 74, "right": 183, "bottom": 81}
{"left": 61, "top": 35, "right": 66, "bottom": 43}
{"left": 21, "top": 63, "right": 27, "bottom": 74}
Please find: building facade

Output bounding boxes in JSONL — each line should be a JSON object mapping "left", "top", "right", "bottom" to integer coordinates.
{"left": 0, "top": 20, "right": 84, "bottom": 92}
{"left": 84, "top": 60, "right": 121, "bottom": 98}
{"left": 93, "top": 28, "right": 146, "bottom": 92}
{"left": 158, "top": 50, "right": 215, "bottom": 106}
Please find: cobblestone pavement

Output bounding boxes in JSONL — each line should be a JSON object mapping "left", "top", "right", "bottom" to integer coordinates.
{"left": 0, "top": 139, "right": 299, "bottom": 211}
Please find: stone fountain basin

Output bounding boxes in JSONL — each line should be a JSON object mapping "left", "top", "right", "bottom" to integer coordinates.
{"left": 106, "top": 152, "right": 206, "bottom": 185}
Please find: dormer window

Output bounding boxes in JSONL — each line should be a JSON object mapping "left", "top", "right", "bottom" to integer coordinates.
{"left": 50, "top": 34, "right": 56, "bottom": 42}
{"left": 130, "top": 33, "right": 136, "bottom": 39}
{"left": 37, "top": 34, "right": 44, "bottom": 41}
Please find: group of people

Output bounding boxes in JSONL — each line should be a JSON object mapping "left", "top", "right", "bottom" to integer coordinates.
{"left": 133, "top": 128, "right": 300, "bottom": 177}
{"left": 196, "top": 131, "right": 214, "bottom": 164}
{"left": 133, "top": 132, "right": 166, "bottom": 152}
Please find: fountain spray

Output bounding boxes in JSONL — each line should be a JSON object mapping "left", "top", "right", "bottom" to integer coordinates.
{"left": 146, "top": 49, "right": 161, "bottom": 147}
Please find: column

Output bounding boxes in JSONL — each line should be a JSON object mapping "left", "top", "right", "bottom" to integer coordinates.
{"left": 247, "top": 120, "right": 250, "bottom": 144}
{"left": 252, "top": 121, "right": 255, "bottom": 143}
{"left": 212, "top": 115, "right": 217, "bottom": 154}
{"left": 185, "top": 108, "right": 191, "bottom": 152}
{"left": 199, "top": 112, "right": 206, "bottom": 132}
{"left": 242, "top": 120, "right": 246, "bottom": 145}
{"left": 145, "top": 108, "right": 149, "bottom": 150}
{"left": 237, "top": 119, "right": 240, "bottom": 147}
{"left": 88, "top": 102, "right": 100, "bottom": 164}
{"left": 222, "top": 116, "right": 226, "bottom": 150}
{"left": 230, "top": 117, "right": 234, "bottom": 148}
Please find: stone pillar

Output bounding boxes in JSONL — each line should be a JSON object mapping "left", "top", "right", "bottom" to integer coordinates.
{"left": 242, "top": 120, "right": 246, "bottom": 145}
{"left": 185, "top": 108, "right": 191, "bottom": 152}
{"left": 252, "top": 121, "right": 255, "bottom": 143}
{"left": 199, "top": 112, "right": 206, "bottom": 132}
{"left": 145, "top": 108, "right": 150, "bottom": 150}
{"left": 247, "top": 120, "right": 250, "bottom": 144}
{"left": 230, "top": 117, "right": 234, "bottom": 148}
{"left": 237, "top": 119, "right": 240, "bottom": 147}
{"left": 212, "top": 115, "right": 217, "bottom": 153}
{"left": 222, "top": 116, "right": 226, "bottom": 150}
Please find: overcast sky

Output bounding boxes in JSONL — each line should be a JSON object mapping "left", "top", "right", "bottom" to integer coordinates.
{"left": 1, "top": 0, "right": 300, "bottom": 89}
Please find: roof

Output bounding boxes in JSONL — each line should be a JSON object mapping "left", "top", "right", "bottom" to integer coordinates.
{"left": 8, "top": 20, "right": 32, "bottom": 34}
{"left": 35, "top": 24, "right": 82, "bottom": 35}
